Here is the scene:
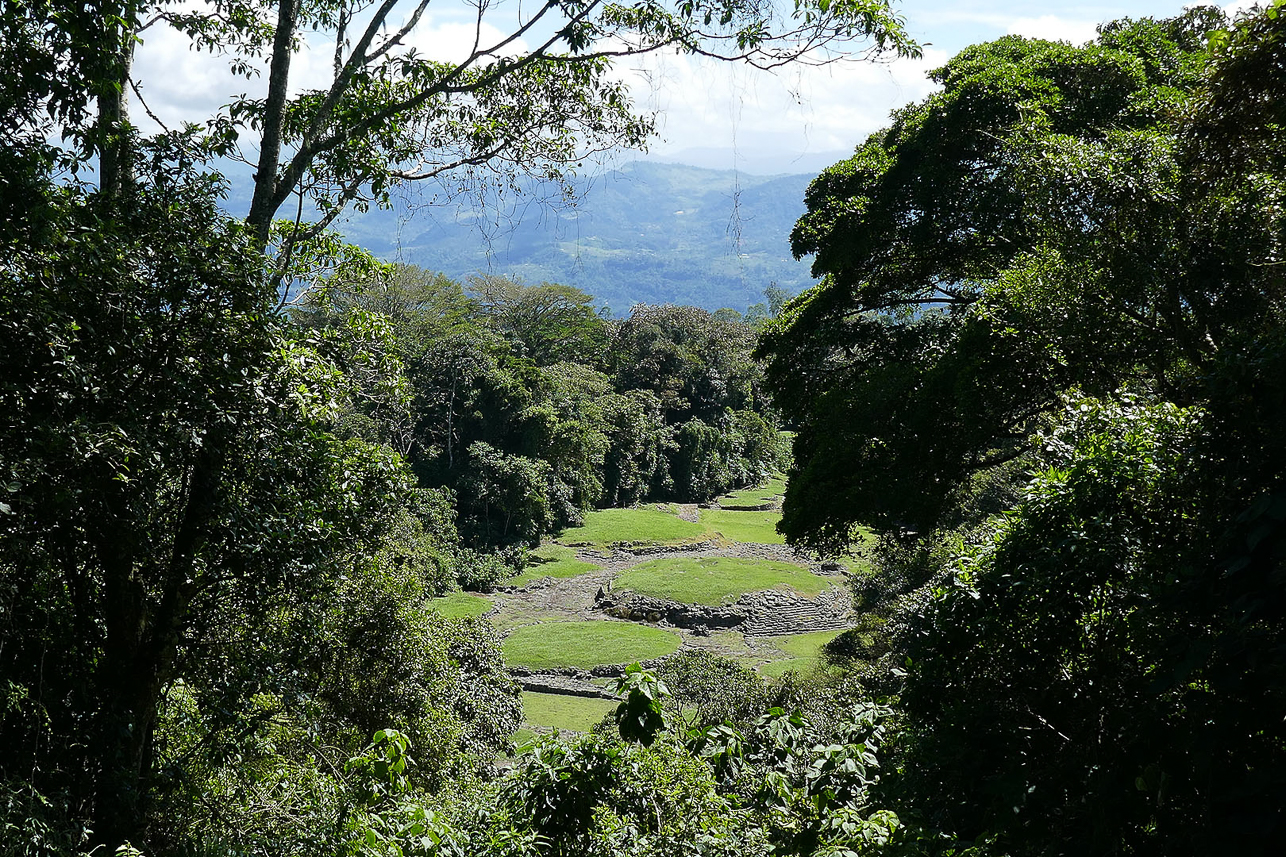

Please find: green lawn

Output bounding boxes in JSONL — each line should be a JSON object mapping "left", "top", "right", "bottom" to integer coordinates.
{"left": 506, "top": 544, "right": 600, "bottom": 587}
{"left": 429, "top": 591, "right": 492, "bottom": 619}
{"left": 555, "top": 506, "right": 706, "bottom": 549}
{"left": 522, "top": 691, "right": 617, "bottom": 732}
{"left": 486, "top": 601, "right": 572, "bottom": 634}
{"left": 699, "top": 508, "right": 786, "bottom": 544}
{"left": 502, "top": 620, "right": 681, "bottom": 669}
{"left": 717, "top": 474, "right": 787, "bottom": 508}
{"left": 754, "top": 630, "right": 847, "bottom": 678}
{"left": 757, "top": 657, "right": 823, "bottom": 678}
{"left": 769, "top": 629, "right": 845, "bottom": 658}
{"left": 613, "top": 556, "right": 831, "bottom": 606}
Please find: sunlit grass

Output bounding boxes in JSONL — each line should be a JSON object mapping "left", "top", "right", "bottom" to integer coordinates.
{"left": 699, "top": 508, "right": 785, "bottom": 544}
{"left": 485, "top": 600, "right": 572, "bottom": 633}
{"left": 717, "top": 474, "right": 787, "bottom": 508}
{"left": 613, "top": 556, "right": 830, "bottom": 606}
{"left": 754, "top": 630, "right": 848, "bottom": 677}
{"left": 502, "top": 620, "right": 681, "bottom": 669}
{"left": 769, "top": 629, "right": 845, "bottom": 659}
{"left": 429, "top": 591, "right": 492, "bottom": 619}
{"left": 555, "top": 506, "right": 706, "bottom": 549}
{"left": 522, "top": 691, "right": 617, "bottom": 733}
{"left": 506, "top": 544, "right": 601, "bottom": 587}
{"left": 756, "top": 658, "right": 822, "bottom": 678}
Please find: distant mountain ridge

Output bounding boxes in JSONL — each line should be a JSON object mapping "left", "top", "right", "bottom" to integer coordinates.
{"left": 328, "top": 160, "right": 825, "bottom": 313}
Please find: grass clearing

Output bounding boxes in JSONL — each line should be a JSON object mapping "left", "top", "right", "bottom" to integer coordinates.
{"left": 486, "top": 601, "right": 572, "bottom": 634}
{"left": 717, "top": 474, "right": 787, "bottom": 508}
{"left": 429, "top": 592, "right": 491, "bottom": 619}
{"left": 522, "top": 691, "right": 617, "bottom": 733}
{"left": 506, "top": 544, "right": 600, "bottom": 587}
{"left": 757, "top": 657, "right": 826, "bottom": 678}
{"left": 753, "top": 630, "right": 848, "bottom": 678}
{"left": 699, "top": 508, "right": 785, "bottom": 544}
{"left": 769, "top": 629, "right": 845, "bottom": 659}
{"left": 613, "top": 556, "right": 831, "bottom": 606}
{"left": 555, "top": 506, "right": 707, "bottom": 549}
{"left": 502, "top": 620, "right": 681, "bottom": 669}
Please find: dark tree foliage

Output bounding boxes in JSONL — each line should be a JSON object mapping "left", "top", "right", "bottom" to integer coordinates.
{"left": 896, "top": 396, "right": 1286, "bottom": 855}
{"left": 469, "top": 275, "right": 610, "bottom": 367}
{"left": 0, "top": 147, "right": 521, "bottom": 854}
{"left": 760, "top": 6, "right": 1286, "bottom": 854}
{"left": 0, "top": 147, "right": 378, "bottom": 847}
{"left": 300, "top": 281, "right": 788, "bottom": 547}
{"left": 611, "top": 304, "right": 764, "bottom": 425}
{"left": 610, "top": 303, "right": 787, "bottom": 502}
{"left": 757, "top": 8, "right": 1226, "bottom": 549}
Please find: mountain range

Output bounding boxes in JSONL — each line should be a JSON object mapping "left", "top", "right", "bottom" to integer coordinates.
{"left": 320, "top": 160, "right": 829, "bottom": 313}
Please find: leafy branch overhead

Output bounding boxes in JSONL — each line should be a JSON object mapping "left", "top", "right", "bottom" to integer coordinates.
{"left": 6, "top": 0, "right": 919, "bottom": 260}
{"left": 757, "top": 6, "right": 1284, "bottom": 549}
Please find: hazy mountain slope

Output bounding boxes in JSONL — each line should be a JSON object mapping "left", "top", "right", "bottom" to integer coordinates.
{"left": 331, "top": 161, "right": 822, "bottom": 312}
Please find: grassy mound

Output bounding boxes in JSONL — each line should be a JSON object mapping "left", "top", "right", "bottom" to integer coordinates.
{"left": 771, "top": 629, "right": 845, "bottom": 658}
{"left": 757, "top": 657, "right": 823, "bottom": 678}
{"left": 556, "top": 506, "right": 706, "bottom": 549}
{"left": 429, "top": 592, "right": 492, "bottom": 619}
{"left": 503, "top": 620, "right": 681, "bottom": 669}
{"left": 756, "top": 627, "right": 848, "bottom": 674}
{"left": 699, "top": 508, "right": 785, "bottom": 544}
{"left": 755, "top": 629, "right": 846, "bottom": 677}
{"left": 522, "top": 691, "right": 617, "bottom": 733}
{"left": 506, "top": 544, "right": 601, "bottom": 587}
{"left": 614, "top": 556, "right": 831, "bottom": 606}
{"left": 717, "top": 474, "right": 787, "bottom": 509}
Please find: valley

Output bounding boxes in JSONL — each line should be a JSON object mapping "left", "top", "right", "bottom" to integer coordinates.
{"left": 434, "top": 474, "right": 869, "bottom": 737}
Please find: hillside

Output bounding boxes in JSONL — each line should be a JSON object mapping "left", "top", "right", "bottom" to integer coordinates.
{"left": 318, "top": 161, "right": 822, "bottom": 312}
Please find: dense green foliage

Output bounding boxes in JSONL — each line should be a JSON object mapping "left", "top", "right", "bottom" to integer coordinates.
{"left": 0, "top": 146, "right": 521, "bottom": 855}
{"left": 0, "top": 0, "right": 903, "bottom": 850}
{"left": 761, "top": 5, "right": 1286, "bottom": 853}
{"left": 302, "top": 271, "right": 789, "bottom": 552}
{"left": 761, "top": 8, "right": 1227, "bottom": 546}
{"left": 9, "top": 0, "right": 1286, "bottom": 852}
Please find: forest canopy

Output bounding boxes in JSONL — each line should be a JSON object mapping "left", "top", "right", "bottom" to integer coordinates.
{"left": 3, "top": 0, "right": 1286, "bottom": 855}
{"left": 759, "top": 4, "right": 1286, "bottom": 852}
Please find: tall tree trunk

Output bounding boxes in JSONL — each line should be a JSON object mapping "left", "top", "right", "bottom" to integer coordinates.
{"left": 97, "top": 15, "right": 136, "bottom": 200}
{"left": 89, "top": 452, "right": 217, "bottom": 851}
{"left": 247, "top": 0, "right": 300, "bottom": 246}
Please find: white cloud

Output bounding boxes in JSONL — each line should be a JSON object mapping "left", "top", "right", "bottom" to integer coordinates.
{"left": 400, "top": 15, "right": 529, "bottom": 61}
{"left": 130, "top": 20, "right": 250, "bottom": 132}
{"left": 617, "top": 47, "right": 948, "bottom": 165}
{"left": 1006, "top": 14, "right": 1102, "bottom": 43}
{"left": 1222, "top": 0, "right": 1267, "bottom": 18}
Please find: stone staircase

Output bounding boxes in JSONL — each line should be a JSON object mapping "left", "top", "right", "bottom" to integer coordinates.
{"left": 741, "top": 587, "right": 853, "bottom": 636}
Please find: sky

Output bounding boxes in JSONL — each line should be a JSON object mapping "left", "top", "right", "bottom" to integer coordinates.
{"left": 129, "top": 0, "right": 1262, "bottom": 177}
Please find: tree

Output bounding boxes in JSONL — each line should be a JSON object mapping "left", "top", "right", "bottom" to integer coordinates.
{"left": 600, "top": 388, "right": 674, "bottom": 506}
{"left": 757, "top": 9, "right": 1228, "bottom": 551}
{"left": 458, "top": 441, "right": 555, "bottom": 546}
{"left": 612, "top": 304, "right": 763, "bottom": 425}
{"left": 0, "top": 144, "right": 427, "bottom": 850}
{"left": 756, "top": 7, "right": 1286, "bottom": 852}
{"left": 469, "top": 275, "right": 609, "bottom": 367}
{"left": 4, "top": 0, "right": 917, "bottom": 259}
{"left": 893, "top": 395, "right": 1286, "bottom": 855}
